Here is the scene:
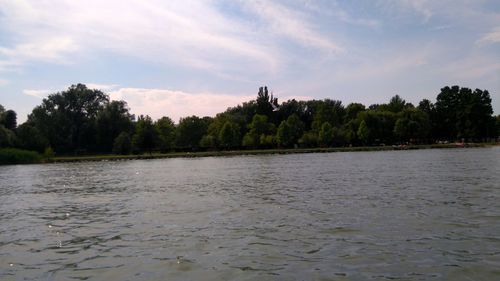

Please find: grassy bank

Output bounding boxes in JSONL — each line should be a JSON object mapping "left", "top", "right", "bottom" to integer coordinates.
{"left": 0, "top": 148, "right": 43, "bottom": 165}
{"left": 50, "top": 143, "right": 494, "bottom": 163}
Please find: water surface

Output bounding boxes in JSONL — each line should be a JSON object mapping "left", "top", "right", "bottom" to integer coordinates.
{"left": 1, "top": 147, "right": 499, "bottom": 280}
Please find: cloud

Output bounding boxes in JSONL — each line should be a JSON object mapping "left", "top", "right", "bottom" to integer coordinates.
{"left": 0, "top": 37, "right": 78, "bottom": 64}
{"left": 108, "top": 87, "right": 252, "bottom": 122}
{"left": 241, "top": 0, "right": 342, "bottom": 53}
{"left": 477, "top": 27, "right": 500, "bottom": 45}
{"left": 23, "top": 89, "right": 52, "bottom": 98}
{"left": 0, "top": 78, "right": 8, "bottom": 86}
{"left": 0, "top": 0, "right": 284, "bottom": 76}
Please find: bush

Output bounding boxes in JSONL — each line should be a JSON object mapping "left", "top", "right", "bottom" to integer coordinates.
{"left": 0, "top": 148, "right": 42, "bottom": 165}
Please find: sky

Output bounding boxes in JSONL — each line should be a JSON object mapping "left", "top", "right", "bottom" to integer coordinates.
{"left": 0, "top": 0, "right": 499, "bottom": 123}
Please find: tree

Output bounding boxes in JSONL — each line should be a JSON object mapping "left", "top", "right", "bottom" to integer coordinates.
{"left": 243, "top": 114, "right": 275, "bottom": 148}
{"left": 318, "top": 122, "right": 334, "bottom": 147}
{"left": 394, "top": 108, "right": 430, "bottom": 143}
{"left": 0, "top": 125, "right": 16, "bottom": 148}
{"left": 218, "top": 121, "right": 241, "bottom": 149}
{"left": 276, "top": 114, "right": 304, "bottom": 147}
{"left": 311, "top": 100, "right": 345, "bottom": 131}
{"left": 1, "top": 110, "right": 17, "bottom": 130}
{"left": 155, "top": 117, "right": 176, "bottom": 152}
{"left": 256, "top": 86, "right": 274, "bottom": 117}
{"left": 357, "top": 120, "right": 369, "bottom": 145}
{"left": 276, "top": 121, "right": 292, "bottom": 147}
{"left": 113, "top": 132, "right": 132, "bottom": 154}
{"left": 15, "top": 123, "right": 49, "bottom": 152}
{"left": 434, "top": 86, "right": 495, "bottom": 140}
{"left": 345, "top": 103, "right": 365, "bottom": 121}
{"left": 176, "top": 116, "right": 210, "bottom": 149}
{"left": 132, "top": 115, "right": 157, "bottom": 154}
{"left": 28, "top": 84, "right": 109, "bottom": 153}
{"left": 96, "top": 100, "right": 134, "bottom": 152}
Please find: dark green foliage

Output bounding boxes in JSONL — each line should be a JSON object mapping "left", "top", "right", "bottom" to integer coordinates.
{"left": 298, "top": 131, "right": 318, "bottom": 147}
{"left": 496, "top": 115, "right": 500, "bottom": 137}
{"left": 132, "top": 115, "right": 157, "bottom": 154}
{"left": 394, "top": 108, "right": 430, "bottom": 143}
{"left": 276, "top": 114, "right": 304, "bottom": 147}
{"left": 318, "top": 122, "right": 334, "bottom": 146}
{"left": 28, "top": 84, "right": 109, "bottom": 153}
{"left": 256, "top": 86, "right": 275, "bottom": 117}
{"left": 15, "top": 123, "right": 49, "bottom": 152}
{"left": 345, "top": 103, "right": 366, "bottom": 120}
{"left": 312, "top": 99, "right": 345, "bottom": 131}
{"left": 357, "top": 120, "right": 369, "bottom": 145}
{"left": 155, "top": 117, "right": 176, "bottom": 152}
{"left": 218, "top": 121, "right": 241, "bottom": 149}
{"left": 176, "top": 116, "right": 210, "bottom": 149}
{"left": 434, "top": 86, "right": 495, "bottom": 140}
{"left": 1, "top": 110, "right": 17, "bottom": 130}
{"left": 0, "top": 148, "right": 42, "bottom": 165}
{"left": 113, "top": 132, "right": 132, "bottom": 155}
{"left": 243, "top": 114, "right": 275, "bottom": 148}
{"left": 96, "top": 100, "right": 134, "bottom": 152}
{"left": 2, "top": 84, "right": 497, "bottom": 159}
{"left": 0, "top": 125, "right": 16, "bottom": 148}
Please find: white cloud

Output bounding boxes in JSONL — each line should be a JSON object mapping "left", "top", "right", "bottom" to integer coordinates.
{"left": 477, "top": 27, "right": 500, "bottom": 45}
{"left": 0, "top": 37, "right": 78, "bottom": 64}
{"left": 23, "top": 89, "right": 52, "bottom": 98}
{"left": 241, "top": 0, "right": 342, "bottom": 53}
{"left": 86, "top": 83, "right": 120, "bottom": 91}
{"left": 108, "top": 87, "right": 253, "bottom": 122}
{"left": 0, "top": 78, "right": 8, "bottom": 86}
{"left": 0, "top": 0, "right": 285, "bottom": 76}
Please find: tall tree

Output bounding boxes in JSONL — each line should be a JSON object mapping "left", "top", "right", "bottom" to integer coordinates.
{"left": 256, "top": 86, "right": 274, "bottom": 117}
{"left": 28, "top": 84, "right": 109, "bottom": 153}
{"left": 132, "top": 115, "right": 157, "bottom": 154}
{"left": 155, "top": 117, "right": 176, "bottom": 152}
{"left": 1, "top": 110, "right": 17, "bottom": 130}
{"left": 218, "top": 121, "right": 241, "bottom": 149}
{"left": 96, "top": 100, "right": 134, "bottom": 152}
{"left": 176, "top": 116, "right": 210, "bottom": 149}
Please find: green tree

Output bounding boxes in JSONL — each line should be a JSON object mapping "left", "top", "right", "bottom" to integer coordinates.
{"left": 311, "top": 100, "right": 345, "bottom": 131}
{"left": 176, "top": 116, "right": 210, "bottom": 149}
{"left": 276, "top": 120, "right": 292, "bottom": 147}
{"left": 345, "top": 103, "right": 366, "bottom": 121}
{"left": 155, "top": 117, "right": 176, "bottom": 152}
{"left": 113, "top": 132, "right": 132, "bottom": 155}
{"left": 256, "top": 86, "right": 274, "bottom": 117}
{"left": 276, "top": 114, "right": 304, "bottom": 147}
{"left": 394, "top": 108, "right": 430, "bottom": 143}
{"left": 357, "top": 120, "right": 369, "bottom": 145}
{"left": 318, "top": 122, "right": 334, "bottom": 147}
{"left": 298, "top": 131, "right": 318, "bottom": 147}
{"left": 15, "top": 123, "right": 49, "bottom": 152}
{"left": 0, "top": 125, "right": 16, "bottom": 148}
{"left": 132, "top": 115, "right": 157, "bottom": 154}
{"left": 28, "top": 84, "right": 109, "bottom": 153}
{"left": 243, "top": 114, "right": 275, "bottom": 148}
{"left": 96, "top": 100, "right": 134, "bottom": 152}
{"left": 218, "top": 121, "right": 241, "bottom": 149}
{"left": 1, "top": 110, "right": 17, "bottom": 130}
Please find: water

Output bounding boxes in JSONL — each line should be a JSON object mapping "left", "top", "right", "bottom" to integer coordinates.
{"left": 1, "top": 147, "right": 499, "bottom": 280}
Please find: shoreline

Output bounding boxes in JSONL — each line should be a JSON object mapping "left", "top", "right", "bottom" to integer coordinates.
{"left": 49, "top": 143, "right": 496, "bottom": 163}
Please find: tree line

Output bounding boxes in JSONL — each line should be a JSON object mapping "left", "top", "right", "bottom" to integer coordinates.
{"left": 1, "top": 84, "right": 499, "bottom": 155}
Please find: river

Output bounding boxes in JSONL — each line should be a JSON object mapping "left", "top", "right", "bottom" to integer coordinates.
{"left": 1, "top": 147, "right": 499, "bottom": 280}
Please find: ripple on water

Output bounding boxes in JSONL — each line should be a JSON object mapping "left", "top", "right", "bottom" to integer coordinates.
{"left": 0, "top": 148, "right": 499, "bottom": 280}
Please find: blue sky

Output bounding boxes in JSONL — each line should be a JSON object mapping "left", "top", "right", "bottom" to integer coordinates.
{"left": 0, "top": 0, "right": 499, "bottom": 123}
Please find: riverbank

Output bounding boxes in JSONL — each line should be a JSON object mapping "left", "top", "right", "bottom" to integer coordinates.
{"left": 48, "top": 143, "right": 496, "bottom": 163}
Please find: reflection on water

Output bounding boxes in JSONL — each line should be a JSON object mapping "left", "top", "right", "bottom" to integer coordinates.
{"left": 1, "top": 147, "right": 500, "bottom": 280}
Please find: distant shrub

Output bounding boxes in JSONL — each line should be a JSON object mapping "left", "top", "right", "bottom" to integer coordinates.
{"left": 0, "top": 148, "right": 42, "bottom": 165}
